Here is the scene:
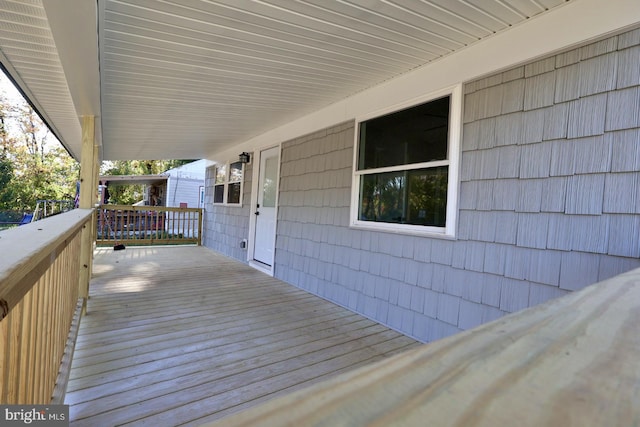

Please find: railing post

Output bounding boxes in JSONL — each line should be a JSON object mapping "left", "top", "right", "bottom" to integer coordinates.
{"left": 89, "top": 139, "right": 100, "bottom": 279}
{"left": 78, "top": 116, "right": 97, "bottom": 314}
{"left": 198, "top": 208, "right": 203, "bottom": 246}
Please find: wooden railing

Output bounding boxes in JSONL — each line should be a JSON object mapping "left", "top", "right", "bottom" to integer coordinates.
{"left": 206, "top": 267, "right": 640, "bottom": 427}
{"left": 96, "top": 204, "right": 202, "bottom": 246}
{"left": 0, "top": 209, "right": 93, "bottom": 404}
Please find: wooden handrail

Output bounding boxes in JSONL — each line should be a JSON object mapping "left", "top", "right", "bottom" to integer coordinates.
{"left": 205, "top": 267, "right": 640, "bottom": 427}
{"left": 0, "top": 209, "right": 93, "bottom": 404}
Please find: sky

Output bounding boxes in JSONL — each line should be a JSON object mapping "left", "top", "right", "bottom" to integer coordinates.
{"left": 0, "top": 69, "right": 26, "bottom": 106}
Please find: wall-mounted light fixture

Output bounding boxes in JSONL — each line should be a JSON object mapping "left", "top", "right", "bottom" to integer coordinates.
{"left": 238, "top": 152, "right": 251, "bottom": 164}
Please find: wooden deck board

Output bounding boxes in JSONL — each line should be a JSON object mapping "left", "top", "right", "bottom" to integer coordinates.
{"left": 70, "top": 301, "right": 363, "bottom": 363}
{"left": 66, "top": 315, "right": 372, "bottom": 398}
{"left": 65, "top": 316, "right": 374, "bottom": 405}
{"left": 187, "top": 335, "right": 419, "bottom": 427}
{"left": 66, "top": 246, "right": 420, "bottom": 426}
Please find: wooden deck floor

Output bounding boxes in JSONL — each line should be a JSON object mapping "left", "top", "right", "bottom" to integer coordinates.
{"left": 65, "top": 246, "right": 419, "bottom": 426}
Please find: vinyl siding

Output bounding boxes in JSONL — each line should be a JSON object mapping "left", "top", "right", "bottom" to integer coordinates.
{"left": 202, "top": 162, "right": 253, "bottom": 261}
{"left": 166, "top": 177, "right": 202, "bottom": 209}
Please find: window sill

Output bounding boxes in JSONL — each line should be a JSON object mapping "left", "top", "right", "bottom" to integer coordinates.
{"left": 349, "top": 221, "right": 456, "bottom": 240}
{"left": 212, "top": 203, "right": 243, "bottom": 208}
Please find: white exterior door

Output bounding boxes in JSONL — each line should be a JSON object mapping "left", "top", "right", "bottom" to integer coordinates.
{"left": 253, "top": 146, "right": 279, "bottom": 266}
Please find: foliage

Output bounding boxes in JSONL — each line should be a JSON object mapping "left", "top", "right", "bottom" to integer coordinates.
{"left": 359, "top": 166, "right": 448, "bottom": 227}
{"left": 0, "top": 85, "right": 79, "bottom": 212}
{"left": 0, "top": 154, "right": 15, "bottom": 209}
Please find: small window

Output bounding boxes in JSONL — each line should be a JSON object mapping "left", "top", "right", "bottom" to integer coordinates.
{"left": 214, "top": 164, "right": 226, "bottom": 204}
{"left": 351, "top": 86, "right": 462, "bottom": 236}
{"left": 227, "top": 162, "right": 243, "bottom": 204}
{"left": 213, "top": 161, "right": 244, "bottom": 206}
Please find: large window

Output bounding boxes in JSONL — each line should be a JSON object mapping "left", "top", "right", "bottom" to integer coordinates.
{"left": 213, "top": 161, "right": 244, "bottom": 205}
{"left": 351, "top": 86, "right": 461, "bottom": 236}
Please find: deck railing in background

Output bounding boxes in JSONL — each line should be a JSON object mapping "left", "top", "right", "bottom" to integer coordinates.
{"left": 96, "top": 204, "right": 202, "bottom": 246}
{"left": 33, "top": 199, "right": 75, "bottom": 221}
{"left": 0, "top": 209, "right": 93, "bottom": 404}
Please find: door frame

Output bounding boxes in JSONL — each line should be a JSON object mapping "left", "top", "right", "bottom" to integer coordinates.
{"left": 247, "top": 144, "right": 281, "bottom": 276}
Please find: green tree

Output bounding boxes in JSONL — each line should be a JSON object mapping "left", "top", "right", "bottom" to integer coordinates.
{"left": 0, "top": 80, "right": 79, "bottom": 212}
{"left": 0, "top": 154, "right": 14, "bottom": 210}
{"left": 0, "top": 93, "right": 15, "bottom": 210}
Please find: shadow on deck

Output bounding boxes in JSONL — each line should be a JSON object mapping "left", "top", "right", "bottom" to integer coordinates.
{"left": 66, "top": 246, "right": 419, "bottom": 426}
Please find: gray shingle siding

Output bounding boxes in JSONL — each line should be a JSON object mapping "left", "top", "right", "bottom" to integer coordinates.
{"left": 524, "top": 71, "right": 556, "bottom": 110}
{"left": 610, "top": 129, "right": 640, "bottom": 172}
{"left": 202, "top": 162, "right": 252, "bottom": 261}
{"left": 606, "top": 86, "right": 640, "bottom": 131}
{"left": 567, "top": 93, "right": 608, "bottom": 138}
{"left": 617, "top": 45, "right": 640, "bottom": 89}
{"left": 525, "top": 57, "right": 556, "bottom": 77}
{"left": 565, "top": 174, "right": 605, "bottom": 215}
{"left": 554, "top": 63, "right": 581, "bottom": 103}
{"left": 581, "top": 37, "right": 618, "bottom": 60}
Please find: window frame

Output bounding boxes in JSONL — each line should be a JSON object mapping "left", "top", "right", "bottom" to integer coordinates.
{"left": 349, "top": 84, "right": 462, "bottom": 238}
{"left": 212, "top": 161, "right": 245, "bottom": 206}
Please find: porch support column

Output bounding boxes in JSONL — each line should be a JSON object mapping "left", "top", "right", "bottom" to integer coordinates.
{"left": 78, "top": 115, "right": 97, "bottom": 313}
{"left": 90, "top": 134, "right": 100, "bottom": 275}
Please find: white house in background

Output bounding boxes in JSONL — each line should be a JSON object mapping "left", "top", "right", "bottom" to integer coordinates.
{"left": 164, "top": 160, "right": 214, "bottom": 209}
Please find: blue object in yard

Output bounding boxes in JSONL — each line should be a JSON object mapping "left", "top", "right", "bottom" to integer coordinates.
{"left": 19, "top": 213, "right": 34, "bottom": 225}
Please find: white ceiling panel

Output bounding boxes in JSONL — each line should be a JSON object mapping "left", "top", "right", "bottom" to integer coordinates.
{"left": 96, "top": 0, "right": 570, "bottom": 160}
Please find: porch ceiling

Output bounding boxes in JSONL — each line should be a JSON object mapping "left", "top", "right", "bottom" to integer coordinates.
{"left": 96, "top": 0, "right": 569, "bottom": 161}
{"left": 0, "top": 0, "right": 636, "bottom": 162}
